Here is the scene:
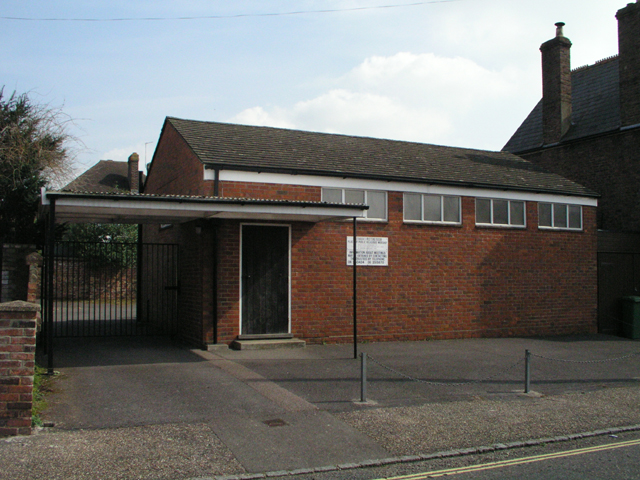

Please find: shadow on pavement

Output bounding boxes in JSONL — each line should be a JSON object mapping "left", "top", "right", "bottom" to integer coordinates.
{"left": 38, "top": 336, "right": 206, "bottom": 368}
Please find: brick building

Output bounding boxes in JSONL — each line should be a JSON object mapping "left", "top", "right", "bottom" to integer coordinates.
{"left": 126, "top": 116, "right": 599, "bottom": 348}
{"left": 503, "top": 1, "right": 640, "bottom": 334}
{"left": 64, "top": 155, "right": 143, "bottom": 194}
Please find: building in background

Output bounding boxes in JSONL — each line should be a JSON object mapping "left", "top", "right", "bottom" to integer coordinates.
{"left": 503, "top": 1, "right": 640, "bottom": 334}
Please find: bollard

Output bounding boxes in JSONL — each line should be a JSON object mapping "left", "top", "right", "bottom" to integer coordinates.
{"left": 360, "top": 352, "right": 367, "bottom": 402}
{"left": 524, "top": 349, "right": 531, "bottom": 393}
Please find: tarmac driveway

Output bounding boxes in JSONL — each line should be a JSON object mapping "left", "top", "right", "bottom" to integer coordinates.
{"left": 41, "top": 337, "right": 389, "bottom": 474}
{"left": 45, "top": 337, "right": 282, "bottom": 430}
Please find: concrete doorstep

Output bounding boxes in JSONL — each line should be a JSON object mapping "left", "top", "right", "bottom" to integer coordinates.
{"left": 229, "top": 338, "right": 306, "bottom": 351}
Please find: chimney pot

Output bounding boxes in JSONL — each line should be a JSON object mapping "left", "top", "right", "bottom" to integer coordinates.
{"left": 617, "top": 1, "right": 640, "bottom": 126}
{"left": 540, "top": 23, "right": 572, "bottom": 144}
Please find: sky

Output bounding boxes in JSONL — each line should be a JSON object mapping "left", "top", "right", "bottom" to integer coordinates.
{"left": 1, "top": 0, "right": 623, "bottom": 178}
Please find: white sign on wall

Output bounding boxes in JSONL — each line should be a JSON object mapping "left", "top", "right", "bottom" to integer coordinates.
{"left": 346, "top": 236, "right": 388, "bottom": 266}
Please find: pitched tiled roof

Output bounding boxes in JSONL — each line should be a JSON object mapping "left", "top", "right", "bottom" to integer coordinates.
{"left": 167, "top": 117, "right": 596, "bottom": 198}
{"left": 63, "top": 160, "right": 131, "bottom": 193}
{"left": 503, "top": 56, "right": 620, "bottom": 153}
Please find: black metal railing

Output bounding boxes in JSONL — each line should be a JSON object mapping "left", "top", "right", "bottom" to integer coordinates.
{"left": 44, "top": 241, "right": 179, "bottom": 337}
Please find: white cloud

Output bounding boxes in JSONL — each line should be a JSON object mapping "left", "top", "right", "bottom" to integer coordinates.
{"left": 232, "top": 106, "right": 296, "bottom": 130}
{"left": 230, "top": 51, "right": 531, "bottom": 149}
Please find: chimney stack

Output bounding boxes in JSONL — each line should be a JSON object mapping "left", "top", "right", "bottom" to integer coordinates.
{"left": 540, "top": 22, "right": 572, "bottom": 144}
{"left": 128, "top": 152, "right": 139, "bottom": 193}
{"left": 617, "top": 1, "right": 640, "bottom": 127}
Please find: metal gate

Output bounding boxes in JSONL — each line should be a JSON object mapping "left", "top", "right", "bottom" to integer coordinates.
{"left": 597, "top": 232, "right": 640, "bottom": 335}
{"left": 598, "top": 252, "right": 640, "bottom": 334}
{"left": 43, "top": 241, "right": 179, "bottom": 337}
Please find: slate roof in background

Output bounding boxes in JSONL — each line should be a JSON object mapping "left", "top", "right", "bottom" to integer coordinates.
{"left": 503, "top": 56, "right": 620, "bottom": 153}
{"left": 63, "top": 160, "right": 131, "bottom": 193}
{"left": 167, "top": 117, "right": 597, "bottom": 198}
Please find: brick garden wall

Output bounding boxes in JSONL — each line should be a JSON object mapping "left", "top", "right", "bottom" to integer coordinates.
{"left": 0, "top": 301, "right": 39, "bottom": 436}
{"left": 52, "top": 259, "right": 136, "bottom": 300}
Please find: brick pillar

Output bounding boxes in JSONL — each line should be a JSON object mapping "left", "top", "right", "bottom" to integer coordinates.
{"left": 1, "top": 244, "right": 35, "bottom": 303}
{"left": 0, "top": 301, "right": 39, "bottom": 436}
{"left": 25, "top": 253, "right": 42, "bottom": 305}
{"left": 25, "top": 253, "right": 43, "bottom": 331}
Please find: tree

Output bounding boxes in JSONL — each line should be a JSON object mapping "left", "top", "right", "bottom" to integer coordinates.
{"left": 62, "top": 223, "right": 138, "bottom": 244}
{"left": 61, "top": 223, "right": 139, "bottom": 269}
{"left": 0, "top": 88, "right": 74, "bottom": 244}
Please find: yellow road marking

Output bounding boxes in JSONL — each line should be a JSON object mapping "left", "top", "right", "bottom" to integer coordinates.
{"left": 372, "top": 438, "right": 640, "bottom": 480}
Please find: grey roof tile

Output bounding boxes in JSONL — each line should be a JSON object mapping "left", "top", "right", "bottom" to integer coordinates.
{"left": 504, "top": 56, "right": 620, "bottom": 152}
{"left": 63, "top": 160, "right": 130, "bottom": 193}
{"left": 167, "top": 117, "right": 596, "bottom": 198}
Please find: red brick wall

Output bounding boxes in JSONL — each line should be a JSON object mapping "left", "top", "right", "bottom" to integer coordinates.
{"left": 0, "top": 301, "right": 38, "bottom": 436}
{"left": 211, "top": 194, "right": 597, "bottom": 345}
{"left": 214, "top": 221, "right": 241, "bottom": 342}
{"left": 144, "top": 122, "right": 209, "bottom": 196}
{"left": 220, "top": 181, "right": 320, "bottom": 202}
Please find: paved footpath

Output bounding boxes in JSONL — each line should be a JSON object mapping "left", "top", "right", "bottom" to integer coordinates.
{"left": 1, "top": 335, "right": 640, "bottom": 479}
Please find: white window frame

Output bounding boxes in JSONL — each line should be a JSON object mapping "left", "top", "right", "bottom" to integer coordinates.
{"left": 403, "top": 193, "right": 462, "bottom": 225}
{"left": 322, "top": 188, "right": 387, "bottom": 221}
{"left": 538, "top": 203, "right": 583, "bottom": 231}
{"left": 475, "top": 198, "right": 526, "bottom": 228}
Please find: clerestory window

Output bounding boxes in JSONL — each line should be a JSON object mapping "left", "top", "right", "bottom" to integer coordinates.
{"left": 403, "top": 193, "right": 461, "bottom": 224}
{"left": 475, "top": 198, "right": 526, "bottom": 227}
{"left": 322, "top": 188, "right": 387, "bottom": 221}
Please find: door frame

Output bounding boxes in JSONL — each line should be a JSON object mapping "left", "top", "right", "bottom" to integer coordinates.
{"left": 239, "top": 223, "right": 292, "bottom": 336}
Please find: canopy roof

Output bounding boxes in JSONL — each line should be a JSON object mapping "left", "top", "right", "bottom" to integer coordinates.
{"left": 41, "top": 189, "right": 367, "bottom": 224}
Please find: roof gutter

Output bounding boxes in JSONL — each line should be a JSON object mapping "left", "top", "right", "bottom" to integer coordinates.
{"left": 204, "top": 164, "right": 599, "bottom": 199}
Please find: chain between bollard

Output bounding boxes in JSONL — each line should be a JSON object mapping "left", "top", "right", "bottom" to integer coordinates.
{"left": 366, "top": 354, "right": 524, "bottom": 386}
{"left": 363, "top": 349, "right": 640, "bottom": 395}
{"left": 530, "top": 351, "right": 640, "bottom": 364}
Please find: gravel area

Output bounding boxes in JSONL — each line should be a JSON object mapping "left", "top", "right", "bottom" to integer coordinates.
{"left": 337, "top": 386, "right": 640, "bottom": 456}
{"left": 0, "top": 423, "right": 245, "bottom": 480}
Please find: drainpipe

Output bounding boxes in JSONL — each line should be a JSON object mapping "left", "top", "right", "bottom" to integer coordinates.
{"left": 353, "top": 217, "right": 358, "bottom": 360}
{"left": 136, "top": 224, "right": 143, "bottom": 322}
{"left": 46, "top": 198, "right": 56, "bottom": 374}
{"left": 212, "top": 222, "right": 218, "bottom": 344}
{"left": 0, "top": 241, "right": 3, "bottom": 302}
{"left": 213, "top": 168, "right": 220, "bottom": 196}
